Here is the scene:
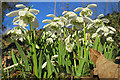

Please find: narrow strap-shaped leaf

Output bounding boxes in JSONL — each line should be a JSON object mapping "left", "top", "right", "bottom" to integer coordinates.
{"left": 38, "top": 51, "right": 42, "bottom": 78}
{"left": 15, "top": 40, "right": 29, "bottom": 71}
{"left": 76, "top": 58, "right": 85, "bottom": 76}
{"left": 11, "top": 49, "right": 17, "bottom": 64}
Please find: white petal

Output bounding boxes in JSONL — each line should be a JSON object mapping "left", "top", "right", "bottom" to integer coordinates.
{"left": 51, "top": 55, "right": 58, "bottom": 60}
{"left": 53, "top": 17, "right": 60, "bottom": 21}
{"left": 92, "top": 33, "right": 98, "bottom": 38}
{"left": 62, "top": 11, "right": 68, "bottom": 15}
{"left": 83, "top": 17, "right": 94, "bottom": 23}
{"left": 109, "top": 31, "right": 114, "bottom": 34}
{"left": 102, "top": 18, "right": 109, "bottom": 23}
{"left": 97, "top": 14, "right": 104, "bottom": 19}
{"left": 19, "top": 11, "right": 27, "bottom": 16}
{"left": 74, "top": 7, "right": 83, "bottom": 12}
{"left": 43, "top": 24, "right": 50, "bottom": 29}
{"left": 57, "top": 21, "right": 64, "bottom": 27}
{"left": 6, "top": 10, "right": 19, "bottom": 17}
{"left": 16, "top": 4, "right": 26, "bottom": 8}
{"left": 42, "top": 19, "right": 52, "bottom": 23}
{"left": 107, "top": 26, "right": 116, "bottom": 31}
{"left": 31, "top": 17, "right": 39, "bottom": 28}
{"left": 106, "top": 37, "right": 114, "bottom": 42}
{"left": 42, "top": 62, "right": 47, "bottom": 69}
{"left": 87, "top": 4, "right": 97, "bottom": 8}
{"left": 66, "top": 24, "right": 72, "bottom": 27}
{"left": 65, "top": 35, "right": 71, "bottom": 45}
{"left": 29, "top": 9, "right": 39, "bottom": 15}
{"left": 47, "top": 14, "right": 56, "bottom": 18}
{"left": 13, "top": 17, "right": 20, "bottom": 23}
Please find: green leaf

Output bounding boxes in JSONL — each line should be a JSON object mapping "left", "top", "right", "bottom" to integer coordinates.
{"left": 76, "top": 58, "right": 85, "bottom": 76}
{"left": 46, "top": 55, "right": 52, "bottom": 78}
{"left": 38, "top": 51, "right": 43, "bottom": 78}
{"left": 11, "top": 49, "right": 17, "bottom": 64}
{"left": 0, "top": 57, "right": 5, "bottom": 78}
{"left": 31, "top": 43, "right": 38, "bottom": 77}
{"left": 15, "top": 40, "right": 29, "bottom": 71}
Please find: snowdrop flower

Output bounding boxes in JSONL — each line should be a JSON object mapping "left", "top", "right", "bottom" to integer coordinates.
{"left": 74, "top": 4, "right": 97, "bottom": 17}
{"left": 76, "top": 17, "right": 84, "bottom": 23}
{"left": 42, "top": 55, "right": 58, "bottom": 69}
{"left": 7, "top": 27, "right": 25, "bottom": 42}
{"left": 46, "top": 38, "right": 53, "bottom": 44}
{"left": 91, "top": 33, "right": 98, "bottom": 38}
{"left": 6, "top": 4, "right": 39, "bottom": 28}
{"left": 46, "top": 14, "right": 56, "bottom": 18}
{"left": 51, "top": 55, "right": 58, "bottom": 60}
{"left": 51, "top": 33, "right": 57, "bottom": 40}
{"left": 46, "top": 31, "right": 52, "bottom": 36}
{"left": 65, "top": 35, "right": 75, "bottom": 52}
{"left": 107, "top": 26, "right": 116, "bottom": 32}
{"left": 106, "top": 37, "right": 114, "bottom": 42}
{"left": 66, "top": 42, "right": 75, "bottom": 52}
{"left": 42, "top": 19, "right": 52, "bottom": 23}
{"left": 42, "top": 61, "right": 55, "bottom": 69}
{"left": 65, "top": 35, "right": 71, "bottom": 45}
{"left": 63, "top": 11, "right": 77, "bottom": 18}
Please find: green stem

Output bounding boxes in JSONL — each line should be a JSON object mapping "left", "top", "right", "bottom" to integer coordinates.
{"left": 83, "top": 22, "right": 87, "bottom": 61}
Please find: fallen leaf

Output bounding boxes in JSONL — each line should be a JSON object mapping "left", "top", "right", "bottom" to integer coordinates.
{"left": 90, "top": 48, "right": 119, "bottom": 78}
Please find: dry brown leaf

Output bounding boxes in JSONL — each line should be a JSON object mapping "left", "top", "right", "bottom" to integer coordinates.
{"left": 90, "top": 48, "right": 119, "bottom": 78}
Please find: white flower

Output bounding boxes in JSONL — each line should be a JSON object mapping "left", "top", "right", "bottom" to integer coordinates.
{"left": 42, "top": 62, "right": 47, "bottom": 69}
{"left": 42, "top": 19, "right": 52, "bottom": 23}
{"left": 87, "top": 4, "right": 97, "bottom": 8}
{"left": 65, "top": 35, "right": 71, "bottom": 45}
{"left": 106, "top": 37, "right": 114, "bottom": 42}
{"left": 46, "top": 38, "right": 53, "bottom": 44}
{"left": 53, "top": 17, "right": 60, "bottom": 21}
{"left": 66, "top": 42, "right": 74, "bottom": 52}
{"left": 107, "top": 26, "right": 116, "bottom": 32}
{"left": 97, "top": 14, "right": 104, "bottom": 19}
{"left": 76, "top": 17, "right": 84, "bottom": 23}
{"left": 6, "top": 4, "right": 39, "bottom": 28}
{"left": 51, "top": 55, "right": 58, "bottom": 60}
{"left": 46, "top": 14, "right": 56, "bottom": 18}
{"left": 74, "top": 4, "right": 97, "bottom": 17}
{"left": 92, "top": 33, "right": 98, "bottom": 38}
{"left": 16, "top": 4, "right": 26, "bottom": 8}
{"left": 7, "top": 27, "right": 26, "bottom": 42}
{"left": 51, "top": 33, "right": 57, "bottom": 40}
{"left": 62, "top": 11, "right": 68, "bottom": 15}
{"left": 42, "top": 55, "right": 58, "bottom": 69}
{"left": 46, "top": 31, "right": 52, "bottom": 36}
{"left": 64, "top": 11, "right": 77, "bottom": 18}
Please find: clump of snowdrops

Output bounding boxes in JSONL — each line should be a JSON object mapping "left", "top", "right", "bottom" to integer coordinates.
{"left": 2, "top": 3, "right": 116, "bottom": 79}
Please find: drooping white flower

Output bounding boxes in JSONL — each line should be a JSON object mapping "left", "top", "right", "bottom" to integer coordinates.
{"left": 74, "top": 4, "right": 97, "bottom": 17}
{"left": 92, "top": 33, "right": 98, "bottom": 38}
{"left": 46, "top": 38, "right": 53, "bottom": 44}
{"left": 6, "top": 4, "right": 39, "bottom": 28}
{"left": 65, "top": 35, "right": 71, "bottom": 45}
{"left": 16, "top": 4, "right": 26, "bottom": 8}
{"left": 107, "top": 26, "right": 116, "bottom": 32}
{"left": 51, "top": 55, "right": 58, "bottom": 60}
{"left": 51, "top": 33, "right": 57, "bottom": 40}
{"left": 63, "top": 11, "right": 77, "bottom": 18}
{"left": 106, "top": 37, "right": 114, "bottom": 42}
{"left": 42, "top": 55, "right": 58, "bottom": 69}
{"left": 66, "top": 42, "right": 75, "bottom": 52}
{"left": 46, "top": 14, "right": 56, "bottom": 18}
{"left": 42, "top": 19, "right": 52, "bottom": 23}
{"left": 76, "top": 17, "right": 84, "bottom": 23}
{"left": 7, "top": 26, "right": 26, "bottom": 42}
